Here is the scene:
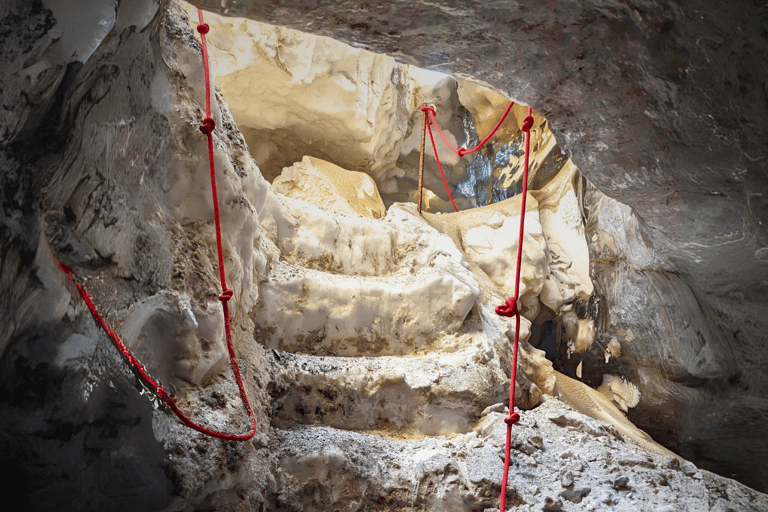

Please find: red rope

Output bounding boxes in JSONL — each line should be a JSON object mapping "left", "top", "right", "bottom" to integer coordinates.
{"left": 496, "top": 107, "right": 534, "bottom": 511}
{"left": 56, "top": 259, "right": 256, "bottom": 440}
{"left": 193, "top": 8, "right": 257, "bottom": 440}
{"left": 421, "top": 101, "right": 515, "bottom": 157}
{"left": 420, "top": 106, "right": 459, "bottom": 212}
{"left": 417, "top": 100, "right": 516, "bottom": 213}
{"left": 53, "top": 9, "right": 256, "bottom": 441}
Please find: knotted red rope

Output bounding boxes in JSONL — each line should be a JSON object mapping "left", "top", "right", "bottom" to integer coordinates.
{"left": 497, "top": 106, "right": 534, "bottom": 511}
{"left": 417, "top": 100, "right": 515, "bottom": 213}
{"left": 420, "top": 105, "right": 459, "bottom": 212}
{"left": 422, "top": 100, "right": 515, "bottom": 157}
{"left": 54, "top": 9, "right": 256, "bottom": 441}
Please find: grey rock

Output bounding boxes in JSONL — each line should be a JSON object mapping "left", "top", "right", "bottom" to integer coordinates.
{"left": 681, "top": 460, "right": 699, "bottom": 477}
{"left": 664, "top": 455, "right": 682, "bottom": 471}
{"left": 542, "top": 497, "right": 565, "bottom": 512}
{"left": 613, "top": 475, "right": 631, "bottom": 490}
{"left": 559, "top": 487, "right": 591, "bottom": 504}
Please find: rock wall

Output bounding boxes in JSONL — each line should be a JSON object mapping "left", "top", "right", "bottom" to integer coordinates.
{"left": 189, "top": 0, "right": 768, "bottom": 493}
{"left": 1, "top": 0, "right": 767, "bottom": 510}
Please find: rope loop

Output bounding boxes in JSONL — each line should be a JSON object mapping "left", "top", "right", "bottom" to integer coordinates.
{"left": 495, "top": 296, "right": 519, "bottom": 317}
{"left": 419, "top": 105, "right": 436, "bottom": 116}
{"left": 219, "top": 289, "right": 233, "bottom": 302}
{"left": 504, "top": 412, "right": 520, "bottom": 426}
{"left": 200, "top": 116, "right": 216, "bottom": 135}
{"left": 457, "top": 147, "right": 467, "bottom": 157}
{"left": 196, "top": 23, "right": 210, "bottom": 34}
{"left": 521, "top": 114, "right": 534, "bottom": 132}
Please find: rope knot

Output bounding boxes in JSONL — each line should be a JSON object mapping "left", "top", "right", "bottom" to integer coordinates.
{"left": 219, "top": 289, "right": 233, "bottom": 302}
{"left": 521, "top": 115, "right": 534, "bottom": 133}
{"left": 504, "top": 412, "right": 520, "bottom": 426}
{"left": 197, "top": 23, "right": 210, "bottom": 34}
{"left": 457, "top": 147, "right": 467, "bottom": 157}
{"left": 495, "top": 296, "right": 519, "bottom": 317}
{"left": 200, "top": 116, "right": 216, "bottom": 135}
{"left": 420, "top": 105, "right": 436, "bottom": 116}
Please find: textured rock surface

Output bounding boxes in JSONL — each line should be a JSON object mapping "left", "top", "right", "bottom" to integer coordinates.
{"left": 190, "top": 6, "right": 560, "bottom": 212}
{"left": 1, "top": 0, "right": 767, "bottom": 511}
{"left": 268, "top": 398, "right": 768, "bottom": 512}
{"left": 189, "top": 0, "right": 768, "bottom": 493}
{"left": 273, "top": 156, "right": 387, "bottom": 219}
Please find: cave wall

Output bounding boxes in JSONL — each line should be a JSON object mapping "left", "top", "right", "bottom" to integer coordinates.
{"left": 190, "top": 0, "right": 768, "bottom": 490}
{"left": 1, "top": 0, "right": 768, "bottom": 509}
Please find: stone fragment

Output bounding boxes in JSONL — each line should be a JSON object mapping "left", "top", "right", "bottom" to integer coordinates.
{"left": 481, "top": 403, "right": 508, "bottom": 416}
{"left": 542, "top": 497, "right": 565, "bottom": 511}
{"left": 598, "top": 374, "right": 641, "bottom": 412}
{"left": 663, "top": 455, "right": 681, "bottom": 471}
{"left": 613, "top": 475, "right": 631, "bottom": 490}
{"left": 559, "top": 487, "right": 591, "bottom": 504}
{"left": 560, "top": 470, "right": 574, "bottom": 488}
{"left": 681, "top": 460, "right": 698, "bottom": 476}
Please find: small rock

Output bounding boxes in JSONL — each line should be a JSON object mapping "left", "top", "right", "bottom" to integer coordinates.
{"left": 517, "top": 443, "right": 537, "bottom": 456}
{"left": 542, "top": 497, "right": 565, "bottom": 511}
{"left": 560, "top": 471, "right": 574, "bottom": 488}
{"left": 663, "top": 455, "right": 681, "bottom": 470}
{"left": 527, "top": 435, "right": 544, "bottom": 449}
{"left": 680, "top": 460, "right": 698, "bottom": 476}
{"left": 613, "top": 475, "right": 630, "bottom": 490}
{"left": 481, "top": 403, "right": 508, "bottom": 416}
{"left": 559, "top": 487, "right": 591, "bottom": 504}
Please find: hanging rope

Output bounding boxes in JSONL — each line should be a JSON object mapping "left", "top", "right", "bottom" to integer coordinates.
{"left": 53, "top": 9, "right": 256, "bottom": 441}
{"left": 496, "top": 106, "right": 534, "bottom": 511}
{"left": 417, "top": 100, "right": 515, "bottom": 213}
{"left": 420, "top": 105, "right": 459, "bottom": 212}
{"left": 422, "top": 100, "right": 515, "bottom": 157}
{"left": 418, "top": 107, "right": 427, "bottom": 214}
{"left": 56, "top": 259, "right": 257, "bottom": 440}
{"left": 416, "top": 100, "right": 535, "bottom": 508}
